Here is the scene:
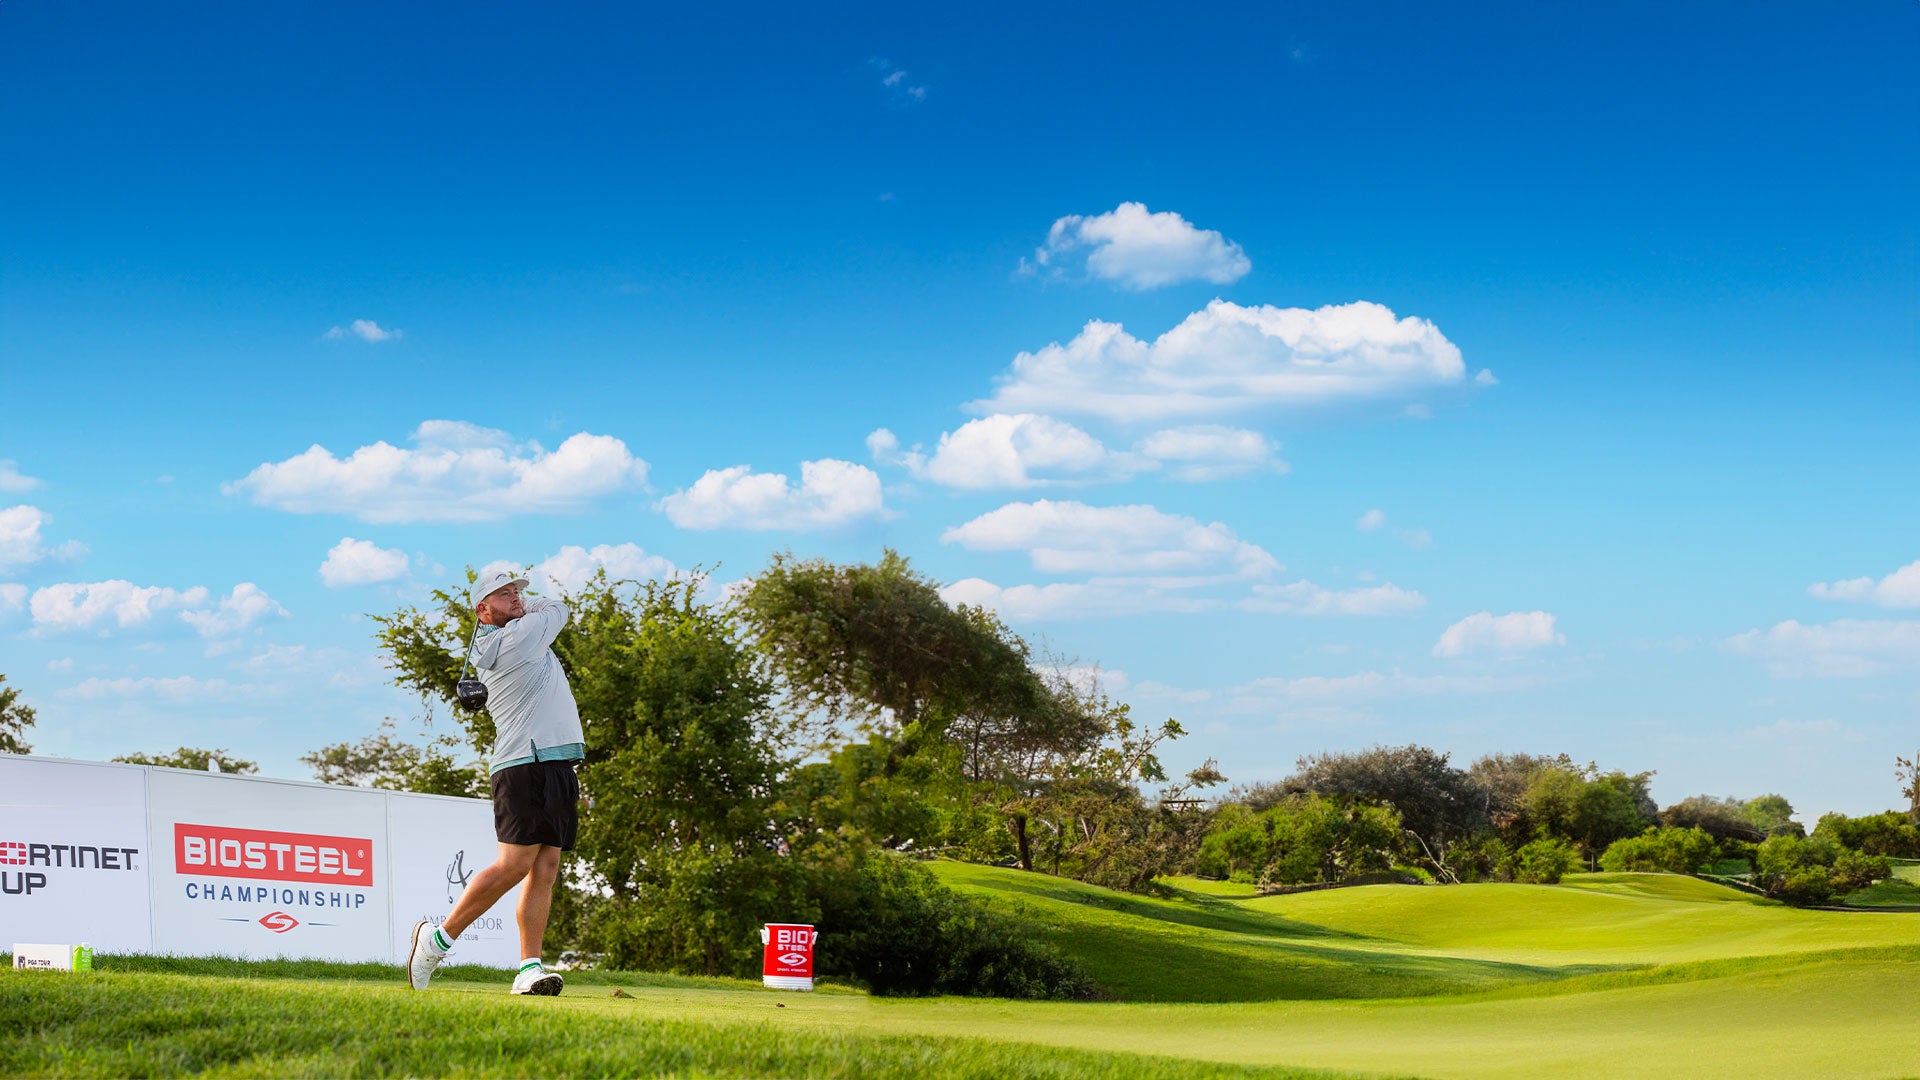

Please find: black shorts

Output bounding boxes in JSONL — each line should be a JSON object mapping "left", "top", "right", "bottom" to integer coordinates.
{"left": 491, "top": 760, "right": 580, "bottom": 850}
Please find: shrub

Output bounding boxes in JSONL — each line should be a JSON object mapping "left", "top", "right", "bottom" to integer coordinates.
{"left": 1813, "top": 811, "right": 1920, "bottom": 858}
{"left": 1598, "top": 826, "right": 1716, "bottom": 874}
{"left": 812, "top": 848, "right": 1096, "bottom": 999}
{"left": 1504, "top": 837, "right": 1578, "bottom": 883}
{"left": 1752, "top": 834, "right": 1891, "bottom": 904}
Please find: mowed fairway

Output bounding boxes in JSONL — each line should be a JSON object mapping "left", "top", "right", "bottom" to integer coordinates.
{"left": 6, "top": 866, "right": 1919, "bottom": 1078}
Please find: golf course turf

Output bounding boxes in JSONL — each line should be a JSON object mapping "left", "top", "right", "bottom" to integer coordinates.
{"left": 5, "top": 866, "right": 1916, "bottom": 1078}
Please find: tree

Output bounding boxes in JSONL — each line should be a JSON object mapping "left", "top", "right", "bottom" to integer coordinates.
{"left": 1897, "top": 753, "right": 1920, "bottom": 823}
{"left": 114, "top": 747, "right": 258, "bottom": 774}
{"left": 301, "top": 720, "right": 486, "bottom": 797}
{"left": 1660, "top": 795, "right": 1765, "bottom": 844}
{"left": 1812, "top": 811, "right": 1920, "bottom": 858}
{"left": 1523, "top": 767, "right": 1655, "bottom": 868}
{"left": 1468, "top": 752, "right": 1582, "bottom": 831}
{"left": 0, "top": 673, "right": 36, "bottom": 754}
{"left": 1280, "top": 745, "right": 1487, "bottom": 879}
{"left": 1741, "top": 794, "right": 1802, "bottom": 838}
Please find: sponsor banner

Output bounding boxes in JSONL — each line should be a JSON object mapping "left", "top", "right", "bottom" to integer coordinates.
{"left": 0, "top": 757, "right": 152, "bottom": 955}
{"left": 387, "top": 790, "right": 521, "bottom": 968}
{"left": 146, "top": 770, "right": 388, "bottom": 962}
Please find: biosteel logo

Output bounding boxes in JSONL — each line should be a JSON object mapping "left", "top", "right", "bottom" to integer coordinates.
{"left": 258, "top": 911, "right": 300, "bottom": 934}
{"left": 174, "top": 823, "right": 374, "bottom": 886}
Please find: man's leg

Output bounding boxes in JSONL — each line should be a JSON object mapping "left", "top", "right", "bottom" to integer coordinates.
{"left": 442, "top": 842, "right": 540, "bottom": 940}
{"left": 409, "top": 842, "right": 540, "bottom": 991}
{"left": 516, "top": 844, "right": 563, "bottom": 959}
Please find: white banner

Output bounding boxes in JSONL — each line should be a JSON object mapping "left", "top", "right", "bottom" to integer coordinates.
{"left": 387, "top": 790, "right": 521, "bottom": 968}
{"left": 146, "top": 769, "right": 391, "bottom": 961}
{"left": 0, "top": 757, "right": 152, "bottom": 955}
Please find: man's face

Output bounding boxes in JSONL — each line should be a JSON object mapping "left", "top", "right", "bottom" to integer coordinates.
{"left": 477, "top": 583, "right": 526, "bottom": 626}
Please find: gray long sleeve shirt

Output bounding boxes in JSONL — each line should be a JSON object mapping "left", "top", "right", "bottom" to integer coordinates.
{"left": 469, "top": 596, "right": 584, "bottom": 775}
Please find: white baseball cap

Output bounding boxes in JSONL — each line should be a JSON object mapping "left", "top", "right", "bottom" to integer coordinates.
{"left": 471, "top": 569, "right": 529, "bottom": 608}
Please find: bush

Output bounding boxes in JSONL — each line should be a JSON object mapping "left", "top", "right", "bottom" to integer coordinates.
{"left": 1813, "top": 811, "right": 1920, "bottom": 858}
{"left": 1752, "top": 834, "right": 1891, "bottom": 904}
{"left": 1445, "top": 833, "right": 1510, "bottom": 882}
{"left": 1504, "top": 837, "right": 1579, "bottom": 884}
{"left": 1598, "top": 826, "right": 1716, "bottom": 874}
{"left": 813, "top": 848, "right": 1096, "bottom": 999}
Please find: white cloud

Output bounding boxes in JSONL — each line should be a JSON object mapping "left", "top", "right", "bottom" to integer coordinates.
{"left": 874, "top": 418, "right": 1282, "bottom": 488}
{"left": 46, "top": 657, "right": 72, "bottom": 671}
{"left": 0, "top": 505, "right": 87, "bottom": 573}
{"left": 941, "top": 499, "right": 1277, "bottom": 579}
{"left": 1132, "top": 426, "right": 1286, "bottom": 482}
{"left": 1433, "top": 611, "right": 1565, "bottom": 658}
{"left": 918, "top": 414, "right": 1149, "bottom": 489}
{"left": 178, "top": 584, "right": 289, "bottom": 638}
{"left": 30, "top": 580, "right": 209, "bottom": 632}
{"left": 869, "top": 57, "right": 927, "bottom": 104}
{"left": 225, "top": 422, "right": 650, "bottom": 523}
{"left": 939, "top": 577, "right": 1215, "bottom": 620}
{"left": 531, "top": 543, "right": 679, "bottom": 593}
{"left": 0, "top": 583, "right": 25, "bottom": 610}
{"left": 0, "top": 461, "right": 41, "bottom": 493}
{"left": 319, "top": 538, "right": 410, "bottom": 588}
{"left": 660, "top": 459, "right": 885, "bottom": 531}
{"left": 1725, "top": 619, "right": 1920, "bottom": 678}
{"left": 1356, "top": 509, "right": 1387, "bottom": 532}
{"left": 1241, "top": 580, "right": 1426, "bottom": 616}
{"left": 974, "top": 299, "right": 1470, "bottom": 423}
{"left": 324, "top": 319, "right": 401, "bottom": 343}
{"left": 60, "top": 676, "right": 235, "bottom": 701}
{"left": 1809, "top": 560, "right": 1920, "bottom": 609}
{"left": 1026, "top": 203, "right": 1250, "bottom": 290}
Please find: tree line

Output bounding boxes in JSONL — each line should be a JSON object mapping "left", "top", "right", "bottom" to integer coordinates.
{"left": 7, "top": 550, "right": 1917, "bottom": 994}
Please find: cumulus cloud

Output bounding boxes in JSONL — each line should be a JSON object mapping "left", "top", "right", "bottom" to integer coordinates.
{"left": 1808, "top": 560, "right": 1920, "bottom": 609}
{"left": 1132, "top": 425, "right": 1285, "bottom": 482}
{"left": 0, "top": 460, "right": 41, "bottom": 493}
{"left": 324, "top": 319, "right": 401, "bottom": 343}
{"left": 319, "top": 538, "right": 411, "bottom": 588}
{"left": 0, "top": 583, "right": 25, "bottom": 610}
{"left": 1241, "top": 580, "right": 1426, "bottom": 616}
{"left": 1433, "top": 611, "right": 1565, "bottom": 658}
{"left": 1725, "top": 619, "right": 1920, "bottom": 678}
{"left": 30, "top": 580, "right": 210, "bottom": 632}
{"left": 880, "top": 414, "right": 1149, "bottom": 489}
{"left": 28, "top": 579, "right": 283, "bottom": 638}
{"left": 974, "top": 300, "right": 1476, "bottom": 422}
{"left": 939, "top": 577, "right": 1215, "bottom": 620}
{"left": 225, "top": 422, "right": 650, "bottom": 523}
{"left": 872, "top": 418, "right": 1282, "bottom": 488}
{"left": 177, "top": 584, "right": 290, "bottom": 638}
{"left": 1356, "top": 509, "right": 1387, "bottom": 532}
{"left": 660, "top": 459, "right": 885, "bottom": 531}
{"left": 531, "top": 543, "right": 679, "bottom": 593}
{"left": 1025, "top": 203, "right": 1250, "bottom": 290}
{"left": 941, "top": 499, "right": 1277, "bottom": 580}
{"left": 0, "top": 505, "right": 87, "bottom": 573}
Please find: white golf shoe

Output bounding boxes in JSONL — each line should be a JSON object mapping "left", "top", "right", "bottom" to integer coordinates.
{"left": 407, "top": 919, "right": 448, "bottom": 991}
{"left": 511, "top": 963, "right": 563, "bottom": 996}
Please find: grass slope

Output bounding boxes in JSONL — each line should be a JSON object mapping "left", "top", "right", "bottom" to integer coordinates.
{"left": 7, "top": 866, "right": 1918, "bottom": 1078}
{"left": 0, "top": 967, "right": 1332, "bottom": 1080}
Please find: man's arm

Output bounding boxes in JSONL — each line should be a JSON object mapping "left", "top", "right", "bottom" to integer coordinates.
{"left": 506, "top": 596, "right": 570, "bottom": 651}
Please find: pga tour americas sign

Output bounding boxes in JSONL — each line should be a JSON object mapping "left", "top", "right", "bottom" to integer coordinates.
{"left": 0, "top": 755, "right": 520, "bottom": 967}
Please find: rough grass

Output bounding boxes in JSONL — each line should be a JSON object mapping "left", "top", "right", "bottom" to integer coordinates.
{"left": 0, "top": 968, "right": 1334, "bottom": 1080}
{"left": 8, "top": 864, "right": 1919, "bottom": 1078}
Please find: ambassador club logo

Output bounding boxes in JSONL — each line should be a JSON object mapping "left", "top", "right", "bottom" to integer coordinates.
{"left": 446, "top": 849, "right": 474, "bottom": 903}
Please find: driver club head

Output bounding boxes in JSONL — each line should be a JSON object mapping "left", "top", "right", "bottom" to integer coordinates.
{"left": 455, "top": 679, "right": 488, "bottom": 711}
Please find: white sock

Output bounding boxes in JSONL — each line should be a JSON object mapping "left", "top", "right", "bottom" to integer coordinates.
{"left": 432, "top": 928, "right": 455, "bottom": 953}
{"left": 519, "top": 957, "right": 544, "bottom": 973}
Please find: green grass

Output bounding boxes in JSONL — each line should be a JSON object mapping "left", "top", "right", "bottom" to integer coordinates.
{"left": 7, "top": 864, "right": 1920, "bottom": 1078}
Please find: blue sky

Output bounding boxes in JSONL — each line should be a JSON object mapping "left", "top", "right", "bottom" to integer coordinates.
{"left": 3, "top": 1, "right": 1916, "bottom": 822}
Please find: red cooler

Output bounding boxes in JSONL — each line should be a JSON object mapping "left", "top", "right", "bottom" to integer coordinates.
{"left": 760, "top": 923, "right": 816, "bottom": 991}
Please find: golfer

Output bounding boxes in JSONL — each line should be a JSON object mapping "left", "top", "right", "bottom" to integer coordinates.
{"left": 408, "top": 568, "right": 583, "bottom": 996}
